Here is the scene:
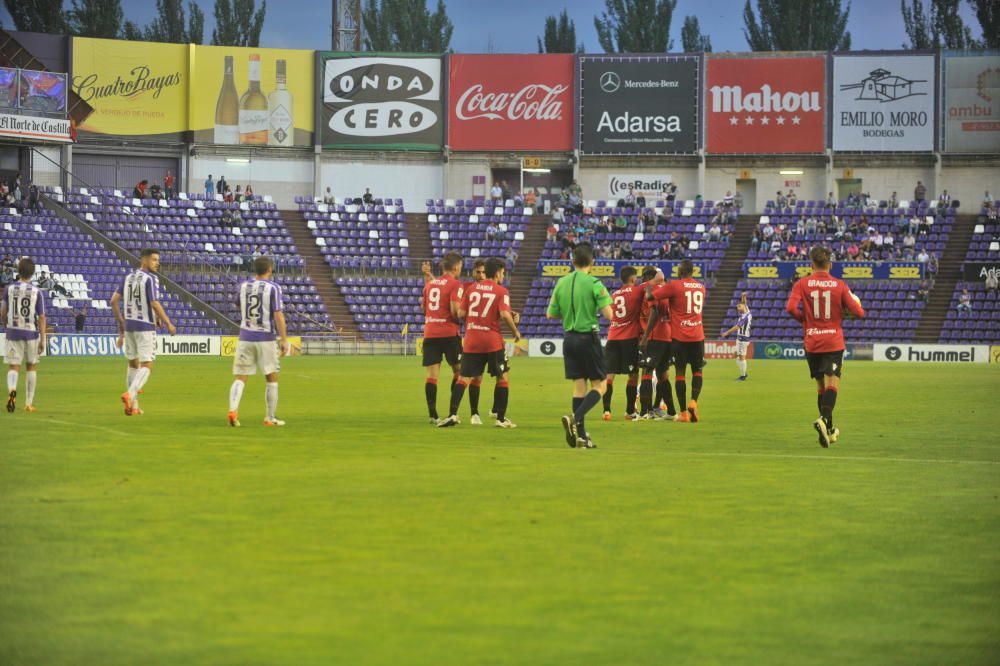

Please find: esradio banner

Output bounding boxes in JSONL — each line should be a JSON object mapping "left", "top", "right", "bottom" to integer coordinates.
{"left": 539, "top": 259, "right": 705, "bottom": 279}
{"left": 192, "top": 45, "right": 314, "bottom": 147}
{"left": 832, "top": 54, "right": 935, "bottom": 151}
{"left": 71, "top": 37, "right": 188, "bottom": 140}
{"left": 706, "top": 56, "right": 825, "bottom": 153}
{"left": 943, "top": 54, "right": 1000, "bottom": 153}
{"left": 318, "top": 53, "right": 443, "bottom": 150}
{"left": 744, "top": 261, "right": 923, "bottom": 280}
{"left": 578, "top": 55, "right": 698, "bottom": 154}
{"left": 448, "top": 54, "right": 574, "bottom": 151}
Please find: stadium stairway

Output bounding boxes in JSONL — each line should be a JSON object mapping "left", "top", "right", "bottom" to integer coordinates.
{"left": 403, "top": 213, "right": 434, "bottom": 265}
{"left": 508, "top": 215, "right": 549, "bottom": 315}
{"left": 280, "top": 209, "right": 358, "bottom": 336}
{"left": 913, "top": 213, "right": 978, "bottom": 343}
{"left": 702, "top": 214, "right": 756, "bottom": 337}
{"left": 41, "top": 195, "right": 239, "bottom": 333}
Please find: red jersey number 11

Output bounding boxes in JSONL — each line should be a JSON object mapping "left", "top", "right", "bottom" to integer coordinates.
{"left": 809, "top": 289, "right": 831, "bottom": 319}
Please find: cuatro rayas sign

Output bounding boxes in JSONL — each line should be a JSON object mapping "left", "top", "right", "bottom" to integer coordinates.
{"left": 317, "top": 53, "right": 443, "bottom": 150}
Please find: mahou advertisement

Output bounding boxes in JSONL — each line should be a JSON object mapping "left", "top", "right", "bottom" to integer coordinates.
{"left": 706, "top": 56, "right": 825, "bottom": 153}
{"left": 448, "top": 54, "right": 574, "bottom": 151}
{"left": 72, "top": 37, "right": 188, "bottom": 139}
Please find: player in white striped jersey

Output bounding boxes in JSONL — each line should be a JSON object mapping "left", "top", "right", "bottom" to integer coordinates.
{"left": 721, "top": 292, "right": 752, "bottom": 381}
{"left": 1, "top": 258, "right": 47, "bottom": 412}
{"left": 227, "top": 256, "right": 288, "bottom": 427}
{"left": 110, "top": 249, "right": 176, "bottom": 416}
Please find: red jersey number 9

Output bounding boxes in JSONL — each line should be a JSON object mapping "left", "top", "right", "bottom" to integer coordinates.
{"left": 427, "top": 287, "right": 441, "bottom": 312}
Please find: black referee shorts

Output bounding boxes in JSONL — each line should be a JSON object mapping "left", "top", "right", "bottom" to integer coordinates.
{"left": 563, "top": 331, "right": 607, "bottom": 381}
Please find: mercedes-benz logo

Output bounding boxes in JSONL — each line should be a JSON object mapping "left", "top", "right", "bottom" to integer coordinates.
{"left": 599, "top": 71, "right": 621, "bottom": 93}
{"left": 885, "top": 346, "right": 902, "bottom": 361}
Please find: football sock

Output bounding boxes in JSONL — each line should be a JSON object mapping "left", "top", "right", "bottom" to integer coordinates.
{"left": 574, "top": 390, "right": 602, "bottom": 439}
{"left": 658, "top": 374, "right": 676, "bottom": 414}
{"left": 821, "top": 387, "right": 838, "bottom": 428}
{"left": 449, "top": 379, "right": 467, "bottom": 417}
{"left": 126, "top": 366, "right": 136, "bottom": 391}
{"left": 265, "top": 382, "right": 279, "bottom": 420}
{"left": 737, "top": 359, "right": 747, "bottom": 377}
{"left": 229, "top": 379, "right": 245, "bottom": 412}
{"left": 603, "top": 377, "right": 614, "bottom": 412}
{"left": 425, "top": 378, "right": 438, "bottom": 419}
{"left": 25, "top": 371, "right": 36, "bottom": 406}
{"left": 692, "top": 371, "right": 703, "bottom": 401}
{"left": 675, "top": 375, "right": 687, "bottom": 412}
{"left": 128, "top": 367, "right": 150, "bottom": 400}
{"left": 494, "top": 380, "right": 509, "bottom": 421}
{"left": 625, "top": 379, "right": 638, "bottom": 415}
{"left": 817, "top": 389, "right": 824, "bottom": 415}
{"left": 6, "top": 370, "right": 16, "bottom": 392}
{"left": 469, "top": 378, "right": 482, "bottom": 416}
{"left": 639, "top": 374, "right": 653, "bottom": 414}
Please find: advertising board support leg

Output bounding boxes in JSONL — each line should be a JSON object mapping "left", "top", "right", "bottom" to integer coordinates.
{"left": 825, "top": 149, "right": 834, "bottom": 201}
{"left": 314, "top": 145, "right": 322, "bottom": 199}
{"left": 697, "top": 149, "right": 705, "bottom": 197}
{"left": 933, "top": 153, "right": 941, "bottom": 202}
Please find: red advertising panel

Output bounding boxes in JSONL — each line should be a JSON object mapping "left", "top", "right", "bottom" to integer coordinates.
{"left": 706, "top": 56, "right": 825, "bottom": 153}
{"left": 448, "top": 54, "right": 574, "bottom": 151}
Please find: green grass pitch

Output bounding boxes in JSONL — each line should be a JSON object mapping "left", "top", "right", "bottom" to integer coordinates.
{"left": 1, "top": 355, "right": 998, "bottom": 665}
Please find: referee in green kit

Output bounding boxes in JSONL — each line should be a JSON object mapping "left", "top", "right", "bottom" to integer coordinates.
{"left": 546, "top": 244, "right": 614, "bottom": 449}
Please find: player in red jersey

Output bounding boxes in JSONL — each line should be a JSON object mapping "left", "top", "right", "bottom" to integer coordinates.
{"left": 603, "top": 266, "right": 644, "bottom": 420}
{"left": 642, "top": 260, "right": 705, "bottom": 423}
{"left": 786, "top": 246, "right": 865, "bottom": 447}
{"left": 637, "top": 267, "right": 678, "bottom": 420}
{"left": 438, "top": 258, "right": 522, "bottom": 429}
{"left": 420, "top": 252, "right": 465, "bottom": 424}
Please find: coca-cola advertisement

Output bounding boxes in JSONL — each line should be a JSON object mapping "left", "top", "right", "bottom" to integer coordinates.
{"left": 706, "top": 56, "right": 826, "bottom": 153}
{"left": 448, "top": 54, "right": 574, "bottom": 151}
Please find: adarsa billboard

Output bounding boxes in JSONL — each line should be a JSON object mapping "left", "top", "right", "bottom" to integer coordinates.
{"left": 448, "top": 54, "right": 574, "bottom": 151}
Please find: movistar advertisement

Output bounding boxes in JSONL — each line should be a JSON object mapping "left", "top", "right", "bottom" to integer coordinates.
{"left": 72, "top": 36, "right": 188, "bottom": 139}
{"left": 317, "top": 52, "right": 443, "bottom": 150}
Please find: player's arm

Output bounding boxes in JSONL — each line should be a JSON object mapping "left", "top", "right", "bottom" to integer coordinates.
{"left": 545, "top": 283, "right": 562, "bottom": 320}
{"left": 500, "top": 310, "right": 521, "bottom": 342}
{"left": 449, "top": 285, "right": 463, "bottom": 320}
{"left": 843, "top": 286, "right": 866, "bottom": 318}
{"left": 595, "top": 282, "right": 613, "bottom": 321}
{"left": 150, "top": 300, "right": 176, "bottom": 335}
{"left": 37, "top": 313, "right": 46, "bottom": 353}
{"left": 721, "top": 321, "right": 739, "bottom": 338}
{"left": 109, "top": 291, "right": 126, "bottom": 347}
{"left": 421, "top": 261, "right": 434, "bottom": 284}
{"left": 785, "top": 283, "right": 804, "bottom": 322}
{"left": 639, "top": 306, "right": 660, "bottom": 349}
{"left": 274, "top": 310, "right": 289, "bottom": 356}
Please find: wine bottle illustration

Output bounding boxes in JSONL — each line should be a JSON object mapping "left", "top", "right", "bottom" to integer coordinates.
{"left": 239, "top": 54, "right": 268, "bottom": 145}
{"left": 268, "top": 59, "right": 294, "bottom": 146}
{"left": 214, "top": 55, "right": 239, "bottom": 144}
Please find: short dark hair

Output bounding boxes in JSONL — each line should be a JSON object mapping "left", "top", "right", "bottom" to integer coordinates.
{"left": 17, "top": 257, "right": 35, "bottom": 279}
{"left": 641, "top": 266, "right": 659, "bottom": 282}
{"left": 441, "top": 251, "right": 463, "bottom": 272}
{"left": 473, "top": 258, "right": 487, "bottom": 270}
{"left": 253, "top": 256, "right": 274, "bottom": 276}
{"left": 484, "top": 257, "right": 504, "bottom": 279}
{"left": 572, "top": 243, "right": 594, "bottom": 268}
{"left": 810, "top": 246, "right": 832, "bottom": 268}
{"left": 619, "top": 266, "right": 637, "bottom": 283}
{"left": 677, "top": 259, "right": 694, "bottom": 278}
{"left": 140, "top": 248, "right": 160, "bottom": 259}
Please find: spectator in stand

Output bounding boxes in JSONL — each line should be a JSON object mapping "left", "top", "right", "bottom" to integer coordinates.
{"left": 983, "top": 191, "right": 993, "bottom": 209}
{"left": 722, "top": 190, "right": 735, "bottom": 208}
{"left": 733, "top": 190, "right": 743, "bottom": 209}
{"left": 27, "top": 184, "right": 41, "bottom": 211}
{"left": 132, "top": 179, "right": 148, "bottom": 199}
{"left": 889, "top": 191, "right": 899, "bottom": 208}
{"left": 776, "top": 191, "right": 787, "bottom": 208}
{"left": 500, "top": 181, "right": 511, "bottom": 201}
{"left": 205, "top": 174, "right": 214, "bottom": 196}
{"left": 787, "top": 190, "right": 797, "bottom": 207}
{"left": 362, "top": 187, "right": 374, "bottom": 204}
{"left": 505, "top": 245, "right": 518, "bottom": 269}
{"left": 234, "top": 185, "right": 243, "bottom": 202}
{"left": 916, "top": 248, "right": 929, "bottom": 264}
{"left": 486, "top": 221, "right": 499, "bottom": 240}
{"left": 217, "top": 175, "right": 228, "bottom": 197}
{"left": 221, "top": 209, "right": 234, "bottom": 228}
{"left": 909, "top": 212, "right": 922, "bottom": 235}
{"left": 623, "top": 188, "right": 636, "bottom": 209}
{"left": 164, "top": 170, "right": 175, "bottom": 198}
{"left": 826, "top": 191, "right": 836, "bottom": 207}
{"left": 956, "top": 289, "right": 972, "bottom": 314}
{"left": 938, "top": 189, "right": 951, "bottom": 207}
{"left": 985, "top": 271, "right": 999, "bottom": 294}
{"left": 223, "top": 186, "right": 234, "bottom": 203}
{"left": 241, "top": 244, "right": 254, "bottom": 273}
{"left": 490, "top": 182, "right": 502, "bottom": 200}
{"left": 621, "top": 240, "right": 634, "bottom": 259}
{"left": 546, "top": 222, "right": 558, "bottom": 241}
{"left": 883, "top": 230, "right": 895, "bottom": 251}
{"left": 73, "top": 304, "right": 87, "bottom": 332}
{"left": 664, "top": 181, "right": 677, "bottom": 203}
{"left": 567, "top": 180, "right": 582, "bottom": 199}
{"left": 614, "top": 213, "right": 628, "bottom": 231}
{"left": 244, "top": 184, "right": 253, "bottom": 199}
{"left": 525, "top": 189, "right": 537, "bottom": 211}
{"left": 916, "top": 279, "right": 931, "bottom": 303}
{"left": 914, "top": 180, "right": 926, "bottom": 203}
{"left": 707, "top": 220, "right": 722, "bottom": 242}
{"left": 323, "top": 187, "right": 334, "bottom": 204}
{"left": 926, "top": 252, "right": 939, "bottom": 278}
{"left": 847, "top": 242, "right": 860, "bottom": 259}
{"left": 149, "top": 183, "right": 163, "bottom": 200}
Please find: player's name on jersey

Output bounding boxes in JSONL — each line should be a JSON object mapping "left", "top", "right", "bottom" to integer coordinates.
{"left": 744, "top": 261, "right": 923, "bottom": 280}
{"left": 539, "top": 260, "right": 705, "bottom": 279}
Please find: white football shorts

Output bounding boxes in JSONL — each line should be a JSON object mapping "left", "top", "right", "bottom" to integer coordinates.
{"left": 233, "top": 340, "right": 281, "bottom": 376}
{"left": 4, "top": 338, "right": 41, "bottom": 366}
{"left": 123, "top": 330, "right": 157, "bottom": 362}
{"left": 736, "top": 340, "right": 749, "bottom": 358}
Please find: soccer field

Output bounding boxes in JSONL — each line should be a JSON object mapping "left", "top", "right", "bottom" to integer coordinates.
{"left": 1, "top": 356, "right": 998, "bottom": 665}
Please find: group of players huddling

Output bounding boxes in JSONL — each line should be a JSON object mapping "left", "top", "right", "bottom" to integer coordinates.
{"left": 3, "top": 242, "right": 863, "bottom": 447}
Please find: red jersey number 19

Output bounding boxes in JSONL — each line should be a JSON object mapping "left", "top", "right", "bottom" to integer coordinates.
{"left": 468, "top": 291, "right": 496, "bottom": 318}
{"left": 809, "top": 289, "right": 831, "bottom": 319}
{"left": 685, "top": 290, "right": 703, "bottom": 314}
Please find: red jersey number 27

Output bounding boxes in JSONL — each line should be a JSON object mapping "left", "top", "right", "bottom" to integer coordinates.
{"left": 809, "top": 289, "right": 832, "bottom": 319}
{"left": 468, "top": 291, "right": 496, "bottom": 318}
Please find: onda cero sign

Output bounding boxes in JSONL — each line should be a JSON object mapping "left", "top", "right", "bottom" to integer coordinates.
{"left": 318, "top": 54, "right": 443, "bottom": 150}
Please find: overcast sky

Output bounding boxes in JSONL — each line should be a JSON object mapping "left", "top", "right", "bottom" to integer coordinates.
{"left": 1, "top": 0, "right": 985, "bottom": 53}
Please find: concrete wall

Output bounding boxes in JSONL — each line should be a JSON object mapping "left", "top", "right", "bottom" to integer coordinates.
{"left": 936, "top": 167, "right": 1000, "bottom": 205}
{"left": 188, "top": 155, "right": 313, "bottom": 209}
{"left": 31, "top": 146, "right": 62, "bottom": 188}
{"left": 320, "top": 159, "right": 444, "bottom": 205}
